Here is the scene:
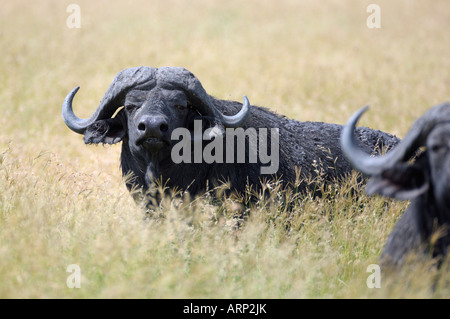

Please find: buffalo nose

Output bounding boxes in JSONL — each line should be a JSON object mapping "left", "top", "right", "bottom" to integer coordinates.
{"left": 137, "top": 115, "right": 169, "bottom": 139}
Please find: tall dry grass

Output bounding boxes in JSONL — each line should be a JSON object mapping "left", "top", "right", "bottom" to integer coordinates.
{"left": 0, "top": 0, "right": 449, "bottom": 298}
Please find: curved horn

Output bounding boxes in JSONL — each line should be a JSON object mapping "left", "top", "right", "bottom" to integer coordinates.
{"left": 62, "top": 67, "right": 251, "bottom": 135}
{"left": 62, "top": 86, "right": 85, "bottom": 134}
{"left": 156, "top": 67, "right": 250, "bottom": 127}
{"left": 223, "top": 95, "right": 250, "bottom": 127}
{"left": 62, "top": 67, "right": 157, "bottom": 134}
{"left": 341, "top": 102, "right": 450, "bottom": 176}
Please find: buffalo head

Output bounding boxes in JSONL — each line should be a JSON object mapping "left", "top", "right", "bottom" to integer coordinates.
{"left": 62, "top": 67, "right": 250, "bottom": 191}
{"left": 341, "top": 102, "right": 450, "bottom": 265}
{"left": 340, "top": 102, "right": 450, "bottom": 207}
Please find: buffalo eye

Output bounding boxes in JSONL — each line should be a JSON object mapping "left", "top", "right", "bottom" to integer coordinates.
{"left": 430, "top": 144, "right": 448, "bottom": 153}
{"left": 125, "top": 104, "right": 139, "bottom": 113}
{"left": 173, "top": 104, "right": 187, "bottom": 110}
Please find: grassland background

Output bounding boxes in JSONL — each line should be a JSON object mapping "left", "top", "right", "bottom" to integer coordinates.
{"left": 0, "top": 0, "right": 449, "bottom": 298}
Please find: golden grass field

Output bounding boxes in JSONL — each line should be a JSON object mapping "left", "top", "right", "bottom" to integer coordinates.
{"left": 0, "top": 0, "right": 449, "bottom": 298}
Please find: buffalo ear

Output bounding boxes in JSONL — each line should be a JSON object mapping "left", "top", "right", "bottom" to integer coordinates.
{"left": 365, "top": 155, "right": 429, "bottom": 200}
{"left": 84, "top": 108, "right": 127, "bottom": 145}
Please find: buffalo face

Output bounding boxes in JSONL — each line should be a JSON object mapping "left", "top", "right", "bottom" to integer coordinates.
{"left": 340, "top": 102, "right": 450, "bottom": 265}
{"left": 62, "top": 67, "right": 250, "bottom": 190}
{"left": 427, "top": 122, "right": 450, "bottom": 211}
{"left": 340, "top": 102, "right": 450, "bottom": 204}
{"left": 125, "top": 88, "right": 189, "bottom": 157}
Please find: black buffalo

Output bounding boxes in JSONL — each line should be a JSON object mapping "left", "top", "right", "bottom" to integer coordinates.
{"left": 63, "top": 66, "right": 399, "bottom": 204}
{"left": 341, "top": 102, "right": 450, "bottom": 267}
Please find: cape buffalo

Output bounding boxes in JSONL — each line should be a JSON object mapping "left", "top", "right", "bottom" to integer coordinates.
{"left": 62, "top": 66, "right": 399, "bottom": 204}
{"left": 341, "top": 102, "right": 450, "bottom": 267}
